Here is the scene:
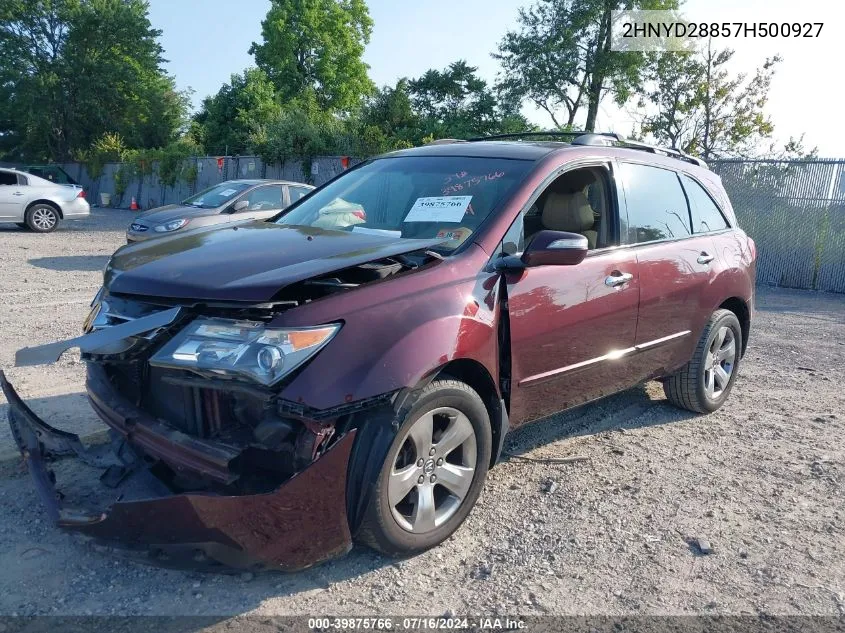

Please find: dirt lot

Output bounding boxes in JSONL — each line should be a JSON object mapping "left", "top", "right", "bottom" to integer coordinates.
{"left": 0, "top": 209, "right": 843, "bottom": 619}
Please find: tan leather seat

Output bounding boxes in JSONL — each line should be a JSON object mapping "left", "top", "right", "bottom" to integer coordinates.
{"left": 541, "top": 190, "right": 598, "bottom": 249}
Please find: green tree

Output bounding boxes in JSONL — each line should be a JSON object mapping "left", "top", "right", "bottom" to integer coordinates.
{"left": 637, "top": 43, "right": 783, "bottom": 159}
{"left": 495, "top": 0, "right": 676, "bottom": 131}
{"left": 0, "top": 0, "right": 189, "bottom": 162}
{"left": 249, "top": 0, "right": 374, "bottom": 112}
{"left": 356, "top": 79, "right": 421, "bottom": 151}
{"left": 194, "top": 68, "right": 282, "bottom": 155}
{"left": 407, "top": 61, "right": 529, "bottom": 139}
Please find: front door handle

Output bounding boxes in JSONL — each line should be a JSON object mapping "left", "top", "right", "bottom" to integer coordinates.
{"left": 697, "top": 252, "right": 715, "bottom": 265}
{"left": 605, "top": 272, "right": 633, "bottom": 287}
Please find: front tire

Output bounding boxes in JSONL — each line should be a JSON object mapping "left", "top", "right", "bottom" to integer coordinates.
{"left": 663, "top": 309, "right": 742, "bottom": 413}
{"left": 356, "top": 379, "right": 492, "bottom": 557}
{"left": 25, "top": 204, "right": 60, "bottom": 233}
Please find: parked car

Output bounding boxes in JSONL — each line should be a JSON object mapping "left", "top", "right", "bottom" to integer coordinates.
{"left": 126, "top": 179, "right": 314, "bottom": 242}
{"left": 3, "top": 132, "right": 756, "bottom": 570}
{"left": 0, "top": 167, "right": 89, "bottom": 232}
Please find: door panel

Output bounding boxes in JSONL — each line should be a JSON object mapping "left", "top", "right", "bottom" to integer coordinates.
{"left": 0, "top": 171, "right": 24, "bottom": 219}
{"left": 506, "top": 249, "right": 640, "bottom": 426}
{"left": 632, "top": 235, "right": 719, "bottom": 378}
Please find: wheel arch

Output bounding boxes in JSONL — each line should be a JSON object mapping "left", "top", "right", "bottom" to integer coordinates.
{"left": 26, "top": 199, "right": 63, "bottom": 219}
{"left": 718, "top": 297, "right": 750, "bottom": 357}
{"left": 433, "top": 358, "right": 507, "bottom": 468}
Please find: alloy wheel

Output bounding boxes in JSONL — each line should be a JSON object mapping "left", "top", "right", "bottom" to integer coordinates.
{"left": 388, "top": 407, "right": 477, "bottom": 534}
{"left": 31, "top": 207, "right": 57, "bottom": 231}
{"left": 704, "top": 326, "right": 736, "bottom": 399}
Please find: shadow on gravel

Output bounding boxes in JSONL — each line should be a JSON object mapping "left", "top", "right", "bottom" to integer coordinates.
{"left": 28, "top": 255, "right": 111, "bottom": 272}
{"left": 502, "top": 384, "right": 700, "bottom": 461}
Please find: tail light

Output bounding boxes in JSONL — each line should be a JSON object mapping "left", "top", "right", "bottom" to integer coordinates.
{"left": 77, "top": 190, "right": 86, "bottom": 199}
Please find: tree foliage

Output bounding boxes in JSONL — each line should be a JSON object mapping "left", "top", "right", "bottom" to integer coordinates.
{"left": 637, "top": 43, "right": 783, "bottom": 159}
{"left": 408, "top": 61, "right": 528, "bottom": 139}
{"left": 193, "top": 68, "right": 282, "bottom": 155}
{"left": 495, "top": 0, "right": 676, "bottom": 131}
{"left": 249, "top": 0, "right": 374, "bottom": 112}
{"left": 0, "top": 0, "right": 190, "bottom": 162}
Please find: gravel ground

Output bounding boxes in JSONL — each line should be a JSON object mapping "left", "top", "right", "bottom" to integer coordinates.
{"left": 0, "top": 210, "right": 844, "bottom": 620}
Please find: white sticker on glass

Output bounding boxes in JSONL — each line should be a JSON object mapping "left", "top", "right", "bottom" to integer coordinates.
{"left": 404, "top": 196, "right": 472, "bottom": 223}
{"left": 219, "top": 188, "right": 237, "bottom": 196}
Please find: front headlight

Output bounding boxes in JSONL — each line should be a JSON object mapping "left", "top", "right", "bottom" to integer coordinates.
{"left": 149, "top": 318, "right": 340, "bottom": 386}
{"left": 153, "top": 218, "right": 190, "bottom": 233}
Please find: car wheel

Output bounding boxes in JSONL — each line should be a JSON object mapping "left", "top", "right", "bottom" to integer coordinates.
{"left": 356, "top": 379, "right": 492, "bottom": 557}
{"left": 25, "top": 204, "right": 60, "bottom": 233}
{"left": 663, "top": 309, "right": 742, "bottom": 413}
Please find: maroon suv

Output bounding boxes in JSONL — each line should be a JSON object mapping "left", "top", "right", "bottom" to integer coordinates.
{"left": 3, "top": 132, "right": 756, "bottom": 570}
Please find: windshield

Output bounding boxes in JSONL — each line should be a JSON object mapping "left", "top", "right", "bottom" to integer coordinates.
{"left": 183, "top": 182, "right": 252, "bottom": 208}
{"left": 277, "top": 156, "right": 533, "bottom": 252}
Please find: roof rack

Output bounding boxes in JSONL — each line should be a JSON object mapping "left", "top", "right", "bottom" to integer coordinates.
{"left": 462, "top": 130, "right": 708, "bottom": 169}
{"left": 425, "top": 138, "right": 468, "bottom": 146}
{"left": 597, "top": 137, "right": 708, "bottom": 169}
{"left": 466, "top": 131, "right": 616, "bottom": 142}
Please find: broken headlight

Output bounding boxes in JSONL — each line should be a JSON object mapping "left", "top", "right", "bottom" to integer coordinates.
{"left": 150, "top": 318, "right": 340, "bottom": 386}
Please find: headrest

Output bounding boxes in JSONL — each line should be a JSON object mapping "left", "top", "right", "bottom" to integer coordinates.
{"left": 542, "top": 191, "right": 594, "bottom": 232}
{"left": 556, "top": 170, "right": 597, "bottom": 193}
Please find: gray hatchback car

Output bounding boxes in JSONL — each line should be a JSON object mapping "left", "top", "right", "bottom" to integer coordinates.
{"left": 126, "top": 179, "right": 314, "bottom": 242}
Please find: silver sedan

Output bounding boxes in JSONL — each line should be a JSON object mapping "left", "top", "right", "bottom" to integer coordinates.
{"left": 126, "top": 179, "right": 314, "bottom": 243}
{"left": 0, "top": 168, "right": 90, "bottom": 232}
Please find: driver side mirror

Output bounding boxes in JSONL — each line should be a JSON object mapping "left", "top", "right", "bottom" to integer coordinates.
{"left": 518, "top": 230, "right": 589, "bottom": 267}
{"left": 232, "top": 199, "right": 249, "bottom": 212}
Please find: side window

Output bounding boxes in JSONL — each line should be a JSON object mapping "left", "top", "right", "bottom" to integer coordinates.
{"left": 501, "top": 214, "right": 525, "bottom": 256}
{"left": 0, "top": 171, "right": 16, "bottom": 186}
{"left": 239, "top": 185, "right": 284, "bottom": 211}
{"left": 17, "top": 174, "right": 28, "bottom": 185}
{"left": 680, "top": 174, "right": 729, "bottom": 233}
{"left": 522, "top": 165, "right": 614, "bottom": 250}
{"left": 289, "top": 186, "right": 312, "bottom": 202}
{"left": 619, "top": 162, "right": 691, "bottom": 244}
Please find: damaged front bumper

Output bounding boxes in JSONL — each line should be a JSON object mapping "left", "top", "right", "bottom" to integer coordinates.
{"left": 1, "top": 370, "right": 356, "bottom": 571}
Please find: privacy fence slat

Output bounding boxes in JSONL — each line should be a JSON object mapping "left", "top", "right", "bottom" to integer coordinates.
{"left": 62, "top": 155, "right": 352, "bottom": 210}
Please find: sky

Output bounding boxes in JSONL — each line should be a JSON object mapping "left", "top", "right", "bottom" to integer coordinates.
{"left": 148, "top": 0, "right": 844, "bottom": 157}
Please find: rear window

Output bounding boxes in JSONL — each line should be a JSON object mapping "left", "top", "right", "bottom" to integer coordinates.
{"left": 619, "top": 162, "right": 691, "bottom": 243}
{"left": 680, "top": 174, "right": 730, "bottom": 233}
{"left": 289, "top": 186, "right": 312, "bottom": 202}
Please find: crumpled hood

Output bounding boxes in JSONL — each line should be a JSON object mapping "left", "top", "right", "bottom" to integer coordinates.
{"left": 132, "top": 205, "right": 218, "bottom": 225}
{"left": 106, "top": 222, "right": 444, "bottom": 302}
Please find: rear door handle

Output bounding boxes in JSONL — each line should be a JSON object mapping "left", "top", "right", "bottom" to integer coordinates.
{"left": 12, "top": 192, "right": 24, "bottom": 196}
{"left": 697, "top": 252, "right": 715, "bottom": 265}
{"left": 605, "top": 272, "right": 634, "bottom": 287}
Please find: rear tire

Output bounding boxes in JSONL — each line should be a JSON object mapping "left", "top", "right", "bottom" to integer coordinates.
{"left": 25, "top": 204, "right": 60, "bottom": 233}
{"left": 663, "top": 309, "right": 742, "bottom": 413}
{"left": 356, "top": 379, "right": 492, "bottom": 557}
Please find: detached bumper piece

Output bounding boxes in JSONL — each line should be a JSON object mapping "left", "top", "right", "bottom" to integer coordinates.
{"left": 1, "top": 370, "right": 355, "bottom": 571}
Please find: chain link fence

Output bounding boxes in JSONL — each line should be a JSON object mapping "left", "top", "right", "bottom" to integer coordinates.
{"left": 711, "top": 159, "right": 845, "bottom": 293}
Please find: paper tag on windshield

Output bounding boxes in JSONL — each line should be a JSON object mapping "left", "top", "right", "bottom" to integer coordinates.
{"left": 404, "top": 196, "right": 472, "bottom": 223}
{"left": 219, "top": 188, "right": 237, "bottom": 196}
